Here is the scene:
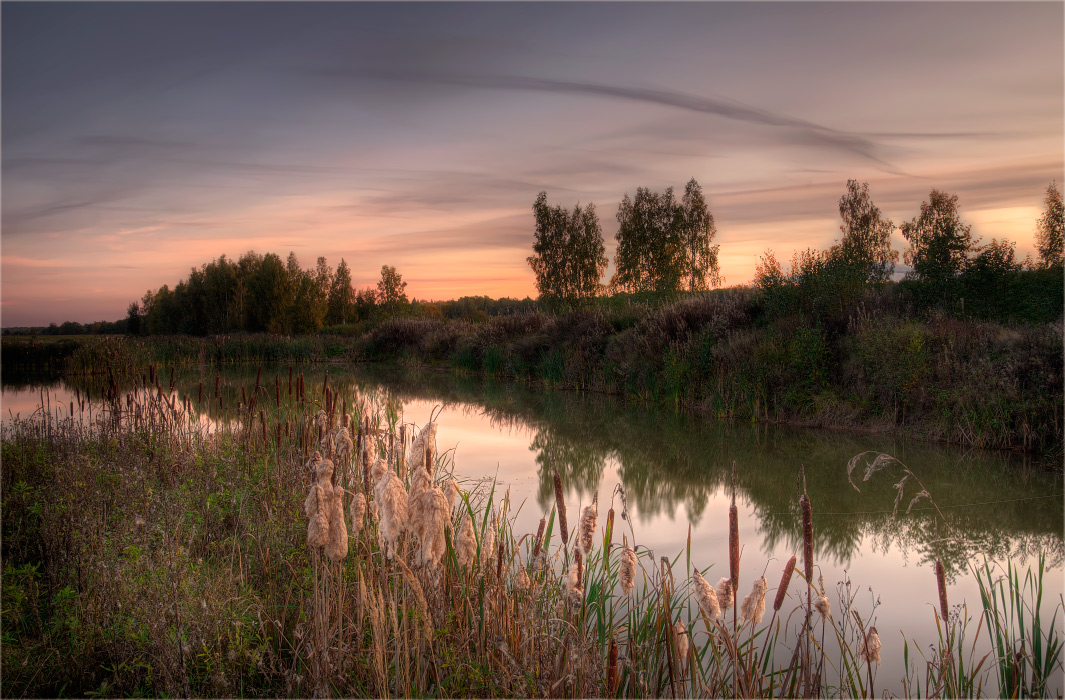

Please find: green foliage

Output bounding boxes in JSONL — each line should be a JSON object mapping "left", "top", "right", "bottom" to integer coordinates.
{"left": 376, "top": 264, "right": 409, "bottom": 319}
{"left": 1035, "top": 182, "right": 1063, "bottom": 268}
{"left": 527, "top": 191, "right": 608, "bottom": 307}
{"left": 901, "top": 189, "right": 975, "bottom": 303}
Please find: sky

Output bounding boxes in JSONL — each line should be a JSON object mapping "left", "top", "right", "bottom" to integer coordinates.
{"left": 2, "top": 1, "right": 1062, "bottom": 327}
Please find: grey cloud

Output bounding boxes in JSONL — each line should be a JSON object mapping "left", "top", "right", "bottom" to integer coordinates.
{"left": 324, "top": 68, "right": 905, "bottom": 173}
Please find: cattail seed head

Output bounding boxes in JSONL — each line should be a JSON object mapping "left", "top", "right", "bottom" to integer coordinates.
{"left": 604, "top": 508, "right": 615, "bottom": 557}
{"left": 729, "top": 500, "right": 740, "bottom": 593}
{"left": 349, "top": 493, "right": 366, "bottom": 538}
{"left": 372, "top": 458, "right": 408, "bottom": 558}
{"left": 716, "top": 577, "right": 735, "bottom": 611}
{"left": 673, "top": 621, "right": 689, "bottom": 668}
{"left": 456, "top": 512, "right": 477, "bottom": 569}
{"left": 407, "top": 466, "right": 449, "bottom": 569}
{"left": 740, "top": 576, "right": 768, "bottom": 626}
{"left": 862, "top": 626, "right": 882, "bottom": 667}
{"left": 324, "top": 486, "right": 349, "bottom": 561}
{"left": 935, "top": 560, "right": 949, "bottom": 622}
{"left": 532, "top": 516, "right": 547, "bottom": 559}
{"left": 692, "top": 570, "right": 721, "bottom": 620}
{"left": 444, "top": 478, "right": 460, "bottom": 513}
{"left": 619, "top": 536, "right": 637, "bottom": 595}
{"left": 577, "top": 501, "right": 597, "bottom": 556}
{"left": 814, "top": 594, "right": 831, "bottom": 621}
{"left": 515, "top": 565, "right": 530, "bottom": 591}
{"left": 608, "top": 636, "right": 619, "bottom": 695}
{"left": 552, "top": 470, "right": 568, "bottom": 545}
{"left": 306, "top": 482, "right": 331, "bottom": 548}
{"left": 774, "top": 555, "right": 797, "bottom": 611}
{"left": 800, "top": 493, "right": 814, "bottom": 584}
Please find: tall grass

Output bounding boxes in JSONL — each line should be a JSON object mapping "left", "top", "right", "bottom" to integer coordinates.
{"left": 2, "top": 379, "right": 1061, "bottom": 697}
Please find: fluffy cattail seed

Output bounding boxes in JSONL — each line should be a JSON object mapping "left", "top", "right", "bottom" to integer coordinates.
{"left": 444, "top": 478, "right": 460, "bottom": 513}
{"left": 348, "top": 493, "right": 366, "bottom": 538}
{"left": 306, "top": 481, "right": 332, "bottom": 548}
{"left": 372, "top": 458, "right": 408, "bottom": 558}
{"left": 324, "top": 486, "right": 349, "bottom": 561}
{"left": 814, "top": 594, "right": 831, "bottom": 621}
{"left": 692, "top": 570, "right": 721, "bottom": 620}
{"left": 774, "top": 555, "right": 797, "bottom": 611}
{"left": 553, "top": 470, "right": 568, "bottom": 546}
{"left": 619, "top": 536, "right": 637, "bottom": 595}
{"left": 577, "top": 501, "right": 597, "bottom": 556}
{"left": 673, "top": 621, "right": 689, "bottom": 668}
{"left": 456, "top": 512, "right": 477, "bottom": 568}
{"left": 740, "top": 576, "right": 768, "bottom": 626}
{"left": 716, "top": 577, "right": 734, "bottom": 612}
{"left": 407, "top": 467, "right": 449, "bottom": 569}
{"left": 935, "top": 560, "right": 949, "bottom": 622}
{"left": 862, "top": 626, "right": 882, "bottom": 667}
{"left": 516, "top": 565, "right": 530, "bottom": 590}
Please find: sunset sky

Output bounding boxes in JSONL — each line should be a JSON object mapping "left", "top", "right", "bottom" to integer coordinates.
{"left": 3, "top": 1, "right": 1062, "bottom": 327}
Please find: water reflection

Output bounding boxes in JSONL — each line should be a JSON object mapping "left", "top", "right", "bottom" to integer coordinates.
{"left": 4, "top": 363, "right": 1062, "bottom": 581}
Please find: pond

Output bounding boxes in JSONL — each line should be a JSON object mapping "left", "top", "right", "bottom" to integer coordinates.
{"left": 3, "top": 362, "right": 1062, "bottom": 695}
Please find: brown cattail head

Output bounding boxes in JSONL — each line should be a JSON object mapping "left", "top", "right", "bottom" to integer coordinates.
{"left": 774, "top": 555, "right": 797, "bottom": 611}
{"left": 935, "top": 560, "right": 949, "bottom": 622}
{"left": 496, "top": 541, "right": 505, "bottom": 580}
{"left": 673, "top": 621, "right": 689, "bottom": 670}
{"left": 306, "top": 481, "right": 332, "bottom": 548}
{"left": 729, "top": 499, "right": 739, "bottom": 593}
{"left": 532, "top": 516, "right": 547, "bottom": 559}
{"left": 553, "top": 469, "right": 568, "bottom": 546}
{"left": 324, "top": 485, "right": 349, "bottom": 561}
{"left": 800, "top": 492, "right": 814, "bottom": 584}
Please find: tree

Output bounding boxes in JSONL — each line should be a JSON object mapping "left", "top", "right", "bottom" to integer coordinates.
{"left": 247, "top": 253, "right": 291, "bottom": 334}
{"left": 678, "top": 178, "right": 721, "bottom": 291}
{"left": 901, "top": 189, "right": 974, "bottom": 291}
{"left": 834, "top": 180, "right": 897, "bottom": 284}
{"left": 126, "top": 301, "right": 142, "bottom": 336}
{"left": 1035, "top": 181, "right": 1063, "bottom": 268}
{"left": 326, "top": 259, "right": 354, "bottom": 325}
{"left": 611, "top": 186, "right": 683, "bottom": 295}
{"left": 527, "top": 192, "right": 607, "bottom": 306}
{"left": 377, "top": 265, "right": 409, "bottom": 319}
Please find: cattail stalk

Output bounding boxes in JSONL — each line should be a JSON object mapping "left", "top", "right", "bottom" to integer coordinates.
{"left": 730, "top": 461, "right": 740, "bottom": 634}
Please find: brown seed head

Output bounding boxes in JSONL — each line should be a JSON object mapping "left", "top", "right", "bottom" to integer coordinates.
{"left": 532, "top": 516, "right": 547, "bottom": 558}
{"left": 936, "top": 560, "right": 949, "bottom": 622}
{"left": 716, "top": 577, "right": 734, "bottom": 611}
{"left": 729, "top": 501, "right": 739, "bottom": 592}
{"left": 862, "top": 626, "right": 882, "bottom": 667}
{"left": 800, "top": 493, "right": 814, "bottom": 583}
{"left": 578, "top": 502, "right": 597, "bottom": 556}
{"left": 619, "top": 538, "right": 636, "bottom": 595}
{"left": 774, "top": 555, "right": 797, "bottom": 611}
{"left": 552, "top": 470, "right": 568, "bottom": 545}
{"left": 692, "top": 570, "right": 721, "bottom": 619}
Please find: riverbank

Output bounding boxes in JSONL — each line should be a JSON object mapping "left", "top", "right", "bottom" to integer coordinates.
{"left": 3, "top": 290, "right": 1061, "bottom": 456}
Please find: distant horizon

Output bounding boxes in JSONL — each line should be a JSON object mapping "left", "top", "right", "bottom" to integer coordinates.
{"left": 4, "top": 2, "right": 1062, "bottom": 327}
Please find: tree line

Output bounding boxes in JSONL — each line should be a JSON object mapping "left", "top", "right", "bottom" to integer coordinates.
{"left": 529, "top": 178, "right": 1063, "bottom": 320}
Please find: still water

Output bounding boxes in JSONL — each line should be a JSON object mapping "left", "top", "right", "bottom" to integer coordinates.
{"left": 3, "top": 363, "right": 1063, "bottom": 693}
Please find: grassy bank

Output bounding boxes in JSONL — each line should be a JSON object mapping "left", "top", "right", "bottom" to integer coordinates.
{"left": 2, "top": 378, "right": 1061, "bottom": 697}
{"left": 4, "top": 287, "right": 1062, "bottom": 456}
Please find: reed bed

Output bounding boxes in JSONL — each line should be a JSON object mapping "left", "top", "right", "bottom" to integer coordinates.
{"left": 1, "top": 374, "right": 1061, "bottom": 697}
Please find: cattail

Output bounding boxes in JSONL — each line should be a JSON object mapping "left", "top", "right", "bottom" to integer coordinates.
{"left": 306, "top": 481, "right": 332, "bottom": 548}
{"left": 444, "top": 478, "right": 460, "bottom": 513}
{"left": 515, "top": 565, "right": 530, "bottom": 590}
{"left": 480, "top": 514, "right": 497, "bottom": 570}
{"left": 673, "top": 621, "right": 689, "bottom": 669}
{"left": 716, "top": 577, "right": 734, "bottom": 612}
{"left": 862, "top": 626, "right": 882, "bottom": 667}
{"left": 730, "top": 462, "right": 739, "bottom": 593}
{"left": 566, "top": 553, "right": 583, "bottom": 604}
{"left": 552, "top": 469, "right": 568, "bottom": 546}
{"left": 774, "top": 555, "right": 797, "bottom": 611}
{"left": 456, "top": 512, "right": 477, "bottom": 568}
{"left": 692, "top": 570, "right": 721, "bottom": 620}
{"left": 740, "top": 576, "right": 768, "bottom": 626}
{"left": 372, "top": 458, "right": 408, "bottom": 558}
{"left": 800, "top": 493, "right": 813, "bottom": 585}
{"left": 334, "top": 426, "right": 353, "bottom": 466}
{"left": 496, "top": 541, "right": 505, "bottom": 580}
{"left": 935, "top": 560, "right": 949, "bottom": 622}
{"left": 814, "top": 594, "right": 831, "bottom": 621}
{"left": 619, "top": 535, "right": 636, "bottom": 595}
{"left": 407, "top": 421, "right": 438, "bottom": 475}
{"left": 532, "top": 516, "right": 547, "bottom": 559}
{"left": 324, "top": 485, "right": 349, "bottom": 561}
{"left": 349, "top": 493, "right": 366, "bottom": 538}
{"left": 408, "top": 466, "right": 449, "bottom": 569}
{"left": 315, "top": 457, "right": 334, "bottom": 485}
{"left": 577, "top": 501, "right": 597, "bottom": 556}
